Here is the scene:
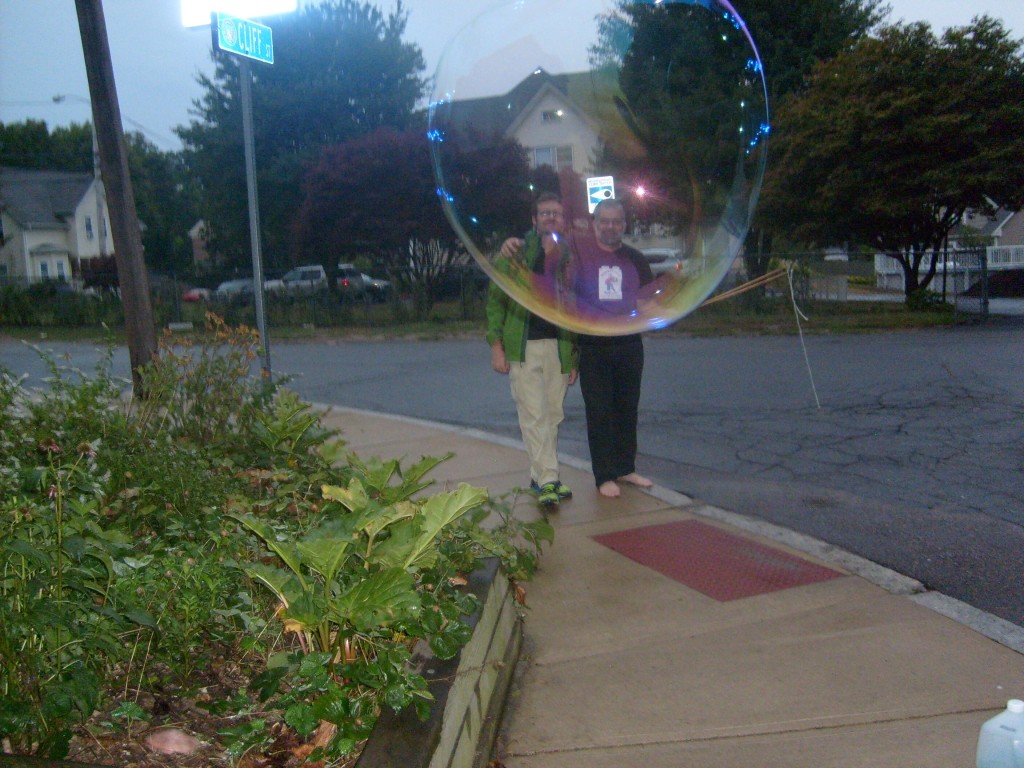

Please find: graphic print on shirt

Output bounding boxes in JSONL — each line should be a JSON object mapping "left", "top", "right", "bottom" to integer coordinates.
{"left": 598, "top": 265, "right": 623, "bottom": 301}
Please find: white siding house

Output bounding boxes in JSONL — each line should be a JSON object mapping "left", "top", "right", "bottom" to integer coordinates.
{"left": 874, "top": 208, "right": 1024, "bottom": 292}
{"left": 504, "top": 80, "right": 602, "bottom": 176}
{"left": 444, "top": 68, "right": 606, "bottom": 179}
{"left": 0, "top": 167, "right": 112, "bottom": 285}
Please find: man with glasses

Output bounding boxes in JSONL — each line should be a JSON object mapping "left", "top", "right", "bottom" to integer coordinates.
{"left": 570, "top": 197, "right": 655, "bottom": 498}
{"left": 486, "top": 192, "right": 578, "bottom": 509}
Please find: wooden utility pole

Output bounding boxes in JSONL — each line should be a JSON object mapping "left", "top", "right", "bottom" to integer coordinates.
{"left": 74, "top": 0, "right": 158, "bottom": 394}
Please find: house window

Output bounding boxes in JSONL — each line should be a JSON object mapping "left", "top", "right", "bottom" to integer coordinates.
{"left": 40, "top": 262, "right": 49, "bottom": 278}
{"left": 85, "top": 216, "right": 94, "bottom": 239}
{"left": 57, "top": 261, "right": 66, "bottom": 280}
{"left": 532, "top": 145, "right": 574, "bottom": 171}
{"left": 541, "top": 109, "right": 564, "bottom": 122}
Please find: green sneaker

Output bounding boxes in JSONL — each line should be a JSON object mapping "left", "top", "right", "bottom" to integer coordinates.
{"left": 537, "top": 482, "right": 560, "bottom": 508}
{"left": 531, "top": 480, "right": 572, "bottom": 500}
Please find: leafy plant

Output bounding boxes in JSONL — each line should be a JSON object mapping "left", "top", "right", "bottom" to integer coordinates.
{"left": 0, "top": 315, "right": 552, "bottom": 762}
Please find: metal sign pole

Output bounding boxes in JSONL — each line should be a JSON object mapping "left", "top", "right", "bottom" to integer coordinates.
{"left": 238, "top": 56, "right": 271, "bottom": 380}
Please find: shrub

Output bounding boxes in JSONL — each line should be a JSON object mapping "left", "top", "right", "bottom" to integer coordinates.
{"left": 0, "top": 314, "right": 550, "bottom": 761}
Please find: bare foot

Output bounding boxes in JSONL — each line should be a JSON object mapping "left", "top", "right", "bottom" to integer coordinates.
{"left": 598, "top": 481, "right": 621, "bottom": 498}
{"left": 618, "top": 472, "right": 653, "bottom": 488}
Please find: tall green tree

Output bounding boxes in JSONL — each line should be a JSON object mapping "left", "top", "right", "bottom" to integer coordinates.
{"left": 124, "top": 133, "right": 200, "bottom": 276}
{"left": 591, "top": 0, "right": 884, "bottom": 276}
{"left": 760, "top": 18, "right": 1024, "bottom": 301}
{"left": 734, "top": 0, "right": 886, "bottom": 277}
{"left": 0, "top": 120, "right": 197, "bottom": 277}
{"left": 0, "top": 121, "right": 93, "bottom": 172}
{"left": 179, "top": 0, "right": 427, "bottom": 272}
{"left": 732, "top": 0, "right": 886, "bottom": 104}
{"left": 294, "top": 126, "right": 530, "bottom": 315}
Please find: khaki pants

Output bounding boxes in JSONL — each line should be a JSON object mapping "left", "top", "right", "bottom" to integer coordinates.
{"left": 509, "top": 339, "right": 569, "bottom": 486}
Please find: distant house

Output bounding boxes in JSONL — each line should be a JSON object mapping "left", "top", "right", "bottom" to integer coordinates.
{"left": 444, "top": 67, "right": 677, "bottom": 251}
{"left": 874, "top": 206, "right": 1024, "bottom": 292}
{"left": 951, "top": 207, "right": 1024, "bottom": 249}
{"left": 444, "top": 67, "right": 621, "bottom": 180}
{"left": 0, "top": 167, "right": 113, "bottom": 285}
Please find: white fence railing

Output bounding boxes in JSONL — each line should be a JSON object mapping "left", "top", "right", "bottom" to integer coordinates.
{"left": 875, "top": 246, "right": 1024, "bottom": 276}
{"left": 875, "top": 251, "right": 975, "bottom": 293}
{"left": 988, "top": 244, "right": 1024, "bottom": 269}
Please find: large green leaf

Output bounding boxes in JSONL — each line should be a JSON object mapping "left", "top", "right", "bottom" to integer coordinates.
{"left": 403, "top": 484, "right": 487, "bottom": 569}
{"left": 361, "top": 501, "right": 417, "bottom": 542}
{"left": 295, "top": 518, "right": 356, "bottom": 584}
{"left": 241, "top": 562, "right": 307, "bottom": 609}
{"left": 399, "top": 453, "right": 453, "bottom": 487}
{"left": 350, "top": 456, "right": 400, "bottom": 490}
{"left": 330, "top": 568, "right": 420, "bottom": 631}
{"left": 3, "top": 539, "right": 53, "bottom": 568}
{"left": 321, "top": 477, "right": 368, "bottom": 512}
{"left": 278, "top": 590, "right": 327, "bottom": 631}
{"left": 230, "top": 512, "right": 306, "bottom": 586}
{"left": 367, "top": 520, "right": 421, "bottom": 569}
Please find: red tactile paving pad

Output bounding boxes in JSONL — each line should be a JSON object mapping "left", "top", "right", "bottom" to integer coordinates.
{"left": 592, "top": 520, "right": 844, "bottom": 601}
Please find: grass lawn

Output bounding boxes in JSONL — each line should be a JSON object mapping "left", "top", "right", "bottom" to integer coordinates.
{"left": 0, "top": 294, "right": 971, "bottom": 344}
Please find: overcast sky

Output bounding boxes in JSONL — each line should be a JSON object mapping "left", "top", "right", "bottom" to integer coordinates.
{"left": 1, "top": 0, "right": 1022, "bottom": 152}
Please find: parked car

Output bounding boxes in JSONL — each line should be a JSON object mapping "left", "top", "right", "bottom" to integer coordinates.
{"left": 182, "top": 287, "right": 210, "bottom": 302}
{"left": 361, "top": 273, "right": 391, "bottom": 301}
{"left": 278, "top": 263, "right": 375, "bottom": 298}
{"left": 215, "top": 278, "right": 254, "bottom": 297}
{"left": 641, "top": 248, "right": 684, "bottom": 277}
{"left": 337, "top": 264, "right": 367, "bottom": 297}
{"left": 281, "top": 265, "right": 329, "bottom": 293}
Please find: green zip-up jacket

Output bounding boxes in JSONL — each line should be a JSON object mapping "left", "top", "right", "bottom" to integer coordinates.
{"left": 485, "top": 231, "right": 576, "bottom": 373}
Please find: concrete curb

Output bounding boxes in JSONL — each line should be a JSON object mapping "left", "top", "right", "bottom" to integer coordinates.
{"left": 355, "top": 558, "right": 523, "bottom": 768}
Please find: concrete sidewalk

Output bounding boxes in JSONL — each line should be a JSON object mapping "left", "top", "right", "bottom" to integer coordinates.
{"left": 319, "top": 405, "right": 1024, "bottom": 768}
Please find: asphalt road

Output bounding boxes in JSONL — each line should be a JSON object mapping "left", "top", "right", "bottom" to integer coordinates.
{"left": 3, "top": 318, "right": 1023, "bottom": 626}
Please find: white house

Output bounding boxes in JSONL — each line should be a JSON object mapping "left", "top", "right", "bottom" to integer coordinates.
{"left": 445, "top": 67, "right": 681, "bottom": 252}
{"left": 874, "top": 207, "right": 1024, "bottom": 292}
{"left": 0, "top": 167, "right": 112, "bottom": 285}
{"left": 443, "top": 67, "right": 614, "bottom": 181}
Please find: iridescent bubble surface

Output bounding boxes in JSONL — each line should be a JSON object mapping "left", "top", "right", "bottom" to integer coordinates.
{"left": 428, "top": 0, "right": 769, "bottom": 335}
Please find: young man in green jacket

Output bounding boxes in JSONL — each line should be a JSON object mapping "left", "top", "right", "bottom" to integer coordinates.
{"left": 486, "top": 192, "right": 577, "bottom": 509}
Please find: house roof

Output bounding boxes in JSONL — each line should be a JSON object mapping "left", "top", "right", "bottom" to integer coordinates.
{"left": 0, "top": 167, "right": 93, "bottom": 231}
{"left": 443, "top": 68, "right": 575, "bottom": 136}
{"left": 441, "top": 66, "right": 645, "bottom": 160}
{"left": 952, "top": 207, "right": 1017, "bottom": 241}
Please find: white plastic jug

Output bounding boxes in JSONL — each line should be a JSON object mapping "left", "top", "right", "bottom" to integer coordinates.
{"left": 977, "top": 699, "right": 1024, "bottom": 768}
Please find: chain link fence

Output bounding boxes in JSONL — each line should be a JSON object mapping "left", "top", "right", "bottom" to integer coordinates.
{"left": 946, "top": 247, "right": 989, "bottom": 319}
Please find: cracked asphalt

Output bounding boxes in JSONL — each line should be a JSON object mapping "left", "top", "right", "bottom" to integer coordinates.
{"left": 4, "top": 317, "right": 1022, "bottom": 625}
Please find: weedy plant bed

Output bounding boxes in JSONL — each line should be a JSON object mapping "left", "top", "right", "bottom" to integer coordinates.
{"left": 0, "top": 314, "right": 551, "bottom": 767}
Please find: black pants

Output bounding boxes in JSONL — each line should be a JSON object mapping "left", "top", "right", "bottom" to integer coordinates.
{"left": 578, "top": 336, "right": 644, "bottom": 486}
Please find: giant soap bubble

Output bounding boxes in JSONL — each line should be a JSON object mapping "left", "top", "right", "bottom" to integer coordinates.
{"left": 428, "top": 0, "right": 769, "bottom": 335}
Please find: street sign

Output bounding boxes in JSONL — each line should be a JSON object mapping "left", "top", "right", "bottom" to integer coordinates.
{"left": 587, "top": 176, "right": 615, "bottom": 214}
{"left": 214, "top": 12, "right": 274, "bottom": 64}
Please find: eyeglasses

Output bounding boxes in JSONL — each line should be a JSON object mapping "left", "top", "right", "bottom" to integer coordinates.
{"left": 595, "top": 217, "right": 626, "bottom": 226}
{"left": 536, "top": 209, "right": 563, "bottom": 219}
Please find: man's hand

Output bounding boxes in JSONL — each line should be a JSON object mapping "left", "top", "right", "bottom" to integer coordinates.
{"left": 491, "top": 342, "right": 510, "bottom": 374}
{"left": 568, "top": 368, "right": 578, "bottom": 386}
{"left": 500, "top": 238, "right": 525, "bottom": 259}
